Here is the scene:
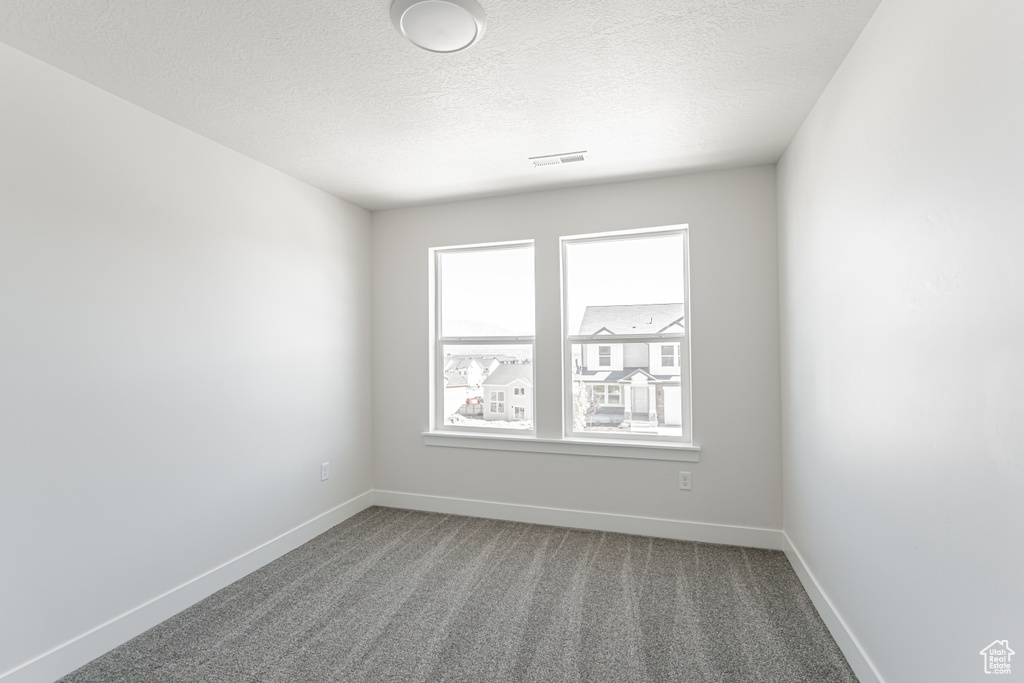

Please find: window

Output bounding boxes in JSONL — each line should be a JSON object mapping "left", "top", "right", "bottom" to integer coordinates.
{"left": 587, "top": 384, "right": 622, "bottom": 405}
{"left": 429, "top": 227, "right": 693, "bottom": 454}
{"left": 564, "top": 228, "right": 690, "bottom": 441}
{"left": 432, "top": 242, "right": 534, "bottom": 432}
{"left": 661, "top": 344, "right": 676, "bottom": 367}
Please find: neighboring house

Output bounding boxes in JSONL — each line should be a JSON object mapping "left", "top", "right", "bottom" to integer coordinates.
{"left": 478, "top": 357, "right": 501, "bottom": 379}
{"left": 443, "top": 356, "right": 484, "bottom": 387}
{"left": 444, "top": 373, "right": 470, "bottom": 389}
{"left": 481, "top": 363, "right": 533, "bottom": 422}
{"left": 491, "top": 353, "right": 524, "bottom": 365}
{"left": 576, "top": 303, "right": 684, "bottom": 432}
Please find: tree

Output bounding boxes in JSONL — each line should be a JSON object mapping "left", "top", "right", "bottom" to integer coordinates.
{"left": 572, "top": 378, "right": 597, "bottom": 431}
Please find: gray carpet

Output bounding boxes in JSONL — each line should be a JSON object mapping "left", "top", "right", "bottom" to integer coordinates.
{"left": 59, "top": 506, "right": 858, "bottom": 682}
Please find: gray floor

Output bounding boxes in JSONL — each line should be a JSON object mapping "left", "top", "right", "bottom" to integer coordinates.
{"left": 60, "top": 507, "right": 858, "bottom": 682}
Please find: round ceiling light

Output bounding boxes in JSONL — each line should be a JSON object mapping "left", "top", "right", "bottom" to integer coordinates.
{"left": 390, "top": 0, "right": 487, "bottom": 53}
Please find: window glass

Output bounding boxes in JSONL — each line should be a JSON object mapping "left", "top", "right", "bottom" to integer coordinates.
{"left": 440, "top": 246, "right": 534, "bottom": 338}
{"left": 435, "top": 242, "right": 535, "bottom": 433}
{"left": 440, "top": 343, "right": 532, "bottom": 430}
{"left": 564, "top": 233, "right": 685, "bottom": 337}
{"left": 433, "top": 230, "right": 688, "bottom": 444}
{"left": 565, "top": 231, "right": 686, "bottom": 438}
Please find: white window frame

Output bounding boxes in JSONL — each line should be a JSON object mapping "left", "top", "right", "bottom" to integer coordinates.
{"left": 489, "top": 390, "right": 505, "bottom": 414}
{"left": 513, "top": 406, "right": 526, "bottom": 420}
{"left": 513, "top": 386, "right": 525, "bottom": 396}
{"left": 562, "top": 226, "right": 692, "bottom": 444}
{"left": 597, "top": 345, "right": 612, "bottom": 367}
{"left": 430, "top": 240, "right": 535, "bottom": 435}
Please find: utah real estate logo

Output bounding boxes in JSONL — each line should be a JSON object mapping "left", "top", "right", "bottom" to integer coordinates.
{"left": 979, "top": 640, "right": 1014, "bottom": 675}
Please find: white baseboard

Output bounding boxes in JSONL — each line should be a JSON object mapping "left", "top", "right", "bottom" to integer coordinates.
{"left": 1, "top": 490, "right": 375, "bottom": 683}
{"left": 782, "top": 532, "right": 885, "bottom": 683}
{"left": 373, "top": 490, "right": 786, "bottom": 550}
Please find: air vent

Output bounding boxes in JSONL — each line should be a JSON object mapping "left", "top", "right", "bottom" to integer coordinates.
{"left": 529, "top": 151, "right": 588, "bottom": 167}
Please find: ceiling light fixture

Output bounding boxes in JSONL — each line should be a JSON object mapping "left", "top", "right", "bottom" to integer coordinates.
{"left": 390, "top": 0, "right": 487, "bottom": 53}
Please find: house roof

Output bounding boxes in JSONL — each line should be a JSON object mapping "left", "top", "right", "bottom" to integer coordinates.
{"left": 443, "top": 356, "right": 482, "bottom": 371}
{"left": 445, "top": 374, "right": 470, "bottom": 388}
{"left": 579, "top": 367, "right": 677, "bottom": 383}
{"left": 577, "top": 304, "right": 684, "bottom": 336}
{"left": 482, "top": 364, "right": 533, "bottom": 387}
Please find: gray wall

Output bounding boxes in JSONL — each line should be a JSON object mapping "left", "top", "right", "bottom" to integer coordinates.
{"left": 0, "top": 43, "right": 373, "bottom": 678}
{"left": 778, "top": 1, "right": 1024, "bottom": 681}
{"left": 372, "top": 167, "right": 782, "bottom": 529}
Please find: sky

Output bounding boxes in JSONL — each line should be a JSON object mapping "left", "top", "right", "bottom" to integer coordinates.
{"left": 440, "top": 245, "right": 535, "bottom": 336}
{"left": 440, "top": 233, "right": 685, "bottom": 338}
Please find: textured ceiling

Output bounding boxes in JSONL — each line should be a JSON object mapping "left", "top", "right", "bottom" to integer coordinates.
{"left": 0, "top": 0, "right": 881, "bottom": 210}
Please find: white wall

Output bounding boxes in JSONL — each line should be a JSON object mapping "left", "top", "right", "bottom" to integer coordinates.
{"left": 372, "top": 167, "right": 782, "bottom": 530}
{"left": 0, "top": 43, "right": 373, "bottom": 680}
{"left": 778, "top": 1, "right": 1024, "bottom": 681}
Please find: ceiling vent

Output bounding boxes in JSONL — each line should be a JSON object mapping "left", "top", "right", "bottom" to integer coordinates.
{"left": 530, "top": 151, "right": 588, "bottom": 167}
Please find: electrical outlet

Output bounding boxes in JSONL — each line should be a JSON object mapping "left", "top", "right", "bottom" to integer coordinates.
{"left": 679, "top": 471, "right": 691, "bottom": 491}
{"left": 321, "top": 462, "right": 329, "bottom": 481}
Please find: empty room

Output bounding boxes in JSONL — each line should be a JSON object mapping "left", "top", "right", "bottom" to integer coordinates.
{"left": 1, "top": 1, "right": 1021, "bottom": 682}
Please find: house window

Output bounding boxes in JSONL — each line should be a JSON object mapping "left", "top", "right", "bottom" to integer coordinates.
{"left": 432, "top": 241, "right": 535, "bottom": 432}
{"left": 587, "top": 384, "right": 622, "bottom": 405}
{"left": 513, "top": 406, "right": 525, "bottom": 420}
{"left": 564, "top": 228, "right": 690, "bottom": 441}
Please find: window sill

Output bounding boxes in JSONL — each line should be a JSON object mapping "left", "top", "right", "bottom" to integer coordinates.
{"left": 422, "top": 431, "right": 700, "bottom": 462}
